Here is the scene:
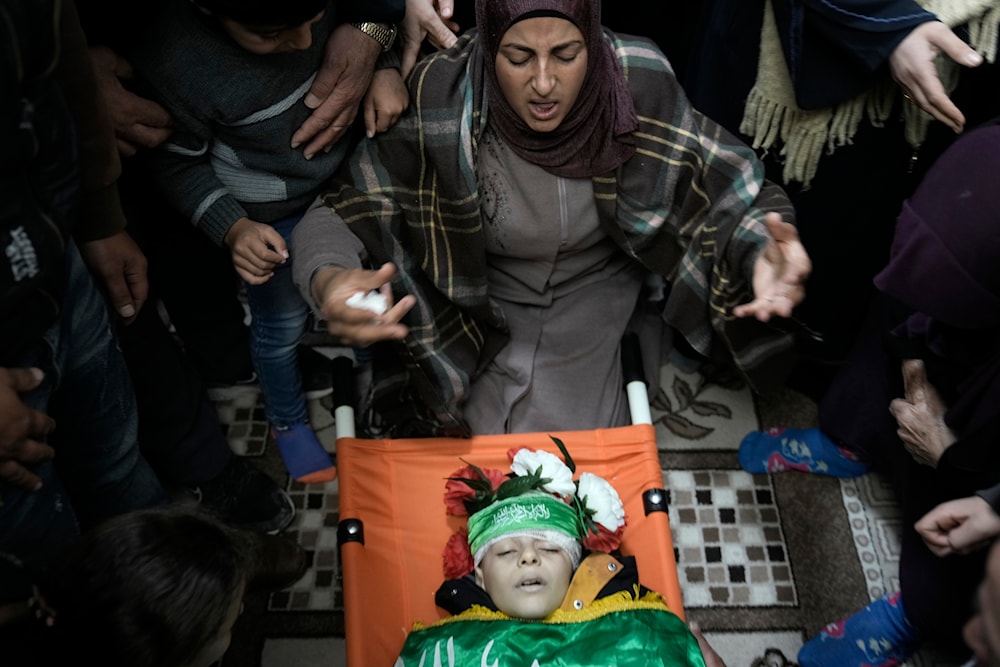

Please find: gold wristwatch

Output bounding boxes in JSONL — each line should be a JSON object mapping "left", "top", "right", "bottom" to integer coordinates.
{"left": 352, "top": 22, "right": 397, "bottom": 52}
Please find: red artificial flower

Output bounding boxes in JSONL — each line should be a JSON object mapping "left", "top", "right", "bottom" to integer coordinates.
{"left": 581, "top": 523, "right": 625, "bottom": 554}
{"left": 443, "top": 464, "right": 506, "bottom": 516}
{"left": 442, "top": 528, "right": 474, "bottom": 579}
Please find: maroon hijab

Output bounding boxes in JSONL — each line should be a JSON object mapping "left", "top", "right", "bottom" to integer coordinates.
{"left": 474, "top": 0, "right": 637, "bottom": 178}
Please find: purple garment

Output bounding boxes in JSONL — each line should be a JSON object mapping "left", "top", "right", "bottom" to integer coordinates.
{"left": 874, "top": 124, "right": 1000, "bottom": 330}
{"left": 818, "top": 119, "right": 1000, "bottom": 648}
{"left": 474, "top": 0, "right": 637, "bottom": 177}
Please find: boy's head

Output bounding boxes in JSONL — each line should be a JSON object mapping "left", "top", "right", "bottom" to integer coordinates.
{"left": 190, "top": 0, "right": 328, "bottom": 55}
{"left": 469, "top": 493, "right": 582, "bottom": 619}
{"left": 444, "top": 442, "right": 627, "bottom": 620}
{"left": 46, "top": 506, "right": 251, "bottom": 667}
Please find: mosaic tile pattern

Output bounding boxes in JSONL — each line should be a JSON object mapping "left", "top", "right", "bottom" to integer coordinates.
{"left": 212, "top": 389, "right": 269, "bottom": 457}
{"left": 666, "top": 469, "right": 797, "bottom": 607}
{"left": 212, "top": 388, "right": 343, "bottom": 613}
{"left": 271, "top": 479, "right": 341, "bottom": 612}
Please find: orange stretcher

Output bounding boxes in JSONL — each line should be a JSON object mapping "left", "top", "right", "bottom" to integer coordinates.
{"left": 333, "top": 337, "right": 684, "bottom": 667}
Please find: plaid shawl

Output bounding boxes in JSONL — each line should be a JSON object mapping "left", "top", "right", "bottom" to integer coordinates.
{"left": 320, "top": 30, "right": 796, "bottom": 436}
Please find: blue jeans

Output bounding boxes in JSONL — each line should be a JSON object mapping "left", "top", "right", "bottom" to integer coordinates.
{"left": 0, "top": 242, "right": 168, "bottom": 573}
{"left": 244, "top": 213, "right": 310, "bottom": 428}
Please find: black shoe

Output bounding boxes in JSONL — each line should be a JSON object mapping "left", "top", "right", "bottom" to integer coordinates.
{"left": 298, "top": 345, "right": 333, "bottom": 400}
{"left": 246, "top": 532, "right": 308, "bottom": 592}
{"left": 189, "top": 457, "right": 295, "bottom": 534}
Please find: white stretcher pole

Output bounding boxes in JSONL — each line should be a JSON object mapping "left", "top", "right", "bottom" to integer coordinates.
{"left": 621, "top": 332, "right": 652, "bottom": 425}
{"left": 332, "top": 354, "right": 356, "bottom": 439}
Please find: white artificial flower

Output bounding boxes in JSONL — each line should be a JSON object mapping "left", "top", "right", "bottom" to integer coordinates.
{"left": 576, "top": 472, "right": 625, "bottom": 531}
{"left": 510, "top": 449, "right": 576, "bottom": 498}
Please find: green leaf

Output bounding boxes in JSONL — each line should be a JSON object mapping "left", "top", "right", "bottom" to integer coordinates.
{"left": 446, "top": 476, "right": 494, "bottom": 494}
{"left": 495, "top": 472, "right": 549, "bottom": 500}
{"left": 550, "top": 435, "right": 576, "bottom": 473}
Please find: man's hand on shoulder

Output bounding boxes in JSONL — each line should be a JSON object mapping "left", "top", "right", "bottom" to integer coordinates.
{"left": 89, "top": 46, "right": 173, "bottom": 156}
{"left": 291, "top": 23, "right": 380, "bottom": 159}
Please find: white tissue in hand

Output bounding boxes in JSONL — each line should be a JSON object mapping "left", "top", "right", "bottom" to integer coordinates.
{"left": 346, "top": 291, "right": 388, "bottom": 315}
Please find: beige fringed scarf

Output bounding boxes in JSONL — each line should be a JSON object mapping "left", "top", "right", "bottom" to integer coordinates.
{"left": 740, "top": 0, "right": 1000, "bottom": 186}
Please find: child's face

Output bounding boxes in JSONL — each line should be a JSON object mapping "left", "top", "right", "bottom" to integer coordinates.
{"left": 217, "top": 10, "right": 325, "bottom": 55}
{"left": 474, "top": 535, "right": 574, "bottom": 619}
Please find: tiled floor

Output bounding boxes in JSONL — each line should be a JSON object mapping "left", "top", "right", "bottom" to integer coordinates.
{"left": 214, "top": 353, "right": 962, "bottom": 667}
{"left": 668, "top": 470, "right": 795, "bottom": 607}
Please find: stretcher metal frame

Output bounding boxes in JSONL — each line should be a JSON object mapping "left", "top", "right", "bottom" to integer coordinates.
{"left": 333, "top": 335, "right": 684, "bottom": 666}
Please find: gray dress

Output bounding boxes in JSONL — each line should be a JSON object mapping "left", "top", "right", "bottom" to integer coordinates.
{"left": 463, "top": 128, "right": 645, "bottom": 434}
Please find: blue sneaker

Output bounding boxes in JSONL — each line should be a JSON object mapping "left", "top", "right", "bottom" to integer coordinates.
{"left": 272, "top": 423, "right": 336, "bottom": 484}
{"left": 739, "top": 427, "right": 871, "bottom": 478}
{"left": 798, "top": 593, "right": 918, "bottom": 667}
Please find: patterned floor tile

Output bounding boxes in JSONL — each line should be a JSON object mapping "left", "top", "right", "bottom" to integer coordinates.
{"left": 667, "top": 469, "right": 796, "bottom": 607}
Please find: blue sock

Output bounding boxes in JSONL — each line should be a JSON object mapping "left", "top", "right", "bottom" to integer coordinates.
{"left": 272, "top": 423, "right": 337, "bottom": 483}
{"left": 738, "top": 427, "right": 871, "bottom": 478}
{"left": 798, "top": 592, "right": 918, "bottom": 667}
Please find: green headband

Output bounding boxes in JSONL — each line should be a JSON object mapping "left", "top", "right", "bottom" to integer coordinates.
{"left": 467, "top": 493, "right": 582, "bottom": 566}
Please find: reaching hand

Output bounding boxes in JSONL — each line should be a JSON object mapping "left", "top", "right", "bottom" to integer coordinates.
{"left": 291, "top": 24, "right": 380, "bottom": 159}
{"left": 399, "top": 0, "right": 461, "bottom": 78}
{"left": 0, "top": 367, "right": 56, "bottom": 492}
{"left": 88, "top": 46, "right": 173, "bottom": 156}
{"left": 79, "top": 230, "right": 149, "bottom": 323}
{"left": 732, "top": 212, "right": 812, "bottom": 322}
{"left": 915, "top": 496, "right": 1000, "bottom": 557}
{"left": 889, "top": 359, "right": 956, "bottom": 467}
{"left": 890, "top": 21, "right": 983, "bottom": 133}
{"left": 312, "top": 262, "right": 415, "bottom": 347}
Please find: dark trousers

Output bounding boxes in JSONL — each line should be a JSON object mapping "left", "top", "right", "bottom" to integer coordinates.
{"left": 115, "top": 165, "right": 249, "bottom": 486}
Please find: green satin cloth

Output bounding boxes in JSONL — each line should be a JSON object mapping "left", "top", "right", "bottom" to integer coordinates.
{"left": 394, "top": 592, "right": 707, "bottom": 666}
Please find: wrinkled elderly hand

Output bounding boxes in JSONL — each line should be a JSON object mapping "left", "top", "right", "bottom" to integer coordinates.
{"left": 890, "top": 21, "right": 983, "bottom": 133}
{"left": 889, "top": 358, "right": 957, "bottom": 467}
{"left": 88, "top": 46, "right": 173, "bottom": 156}
{"left": 915, "top": 496, "right": 1000, "bottom": 557}
{"left": 0, "top": 367, "right": 56, "bottom": 492}
{"left": 399, "top": 0, "right": 461, "bottom": 78}
{"left": 312, "top": 262, "right": 415, "bottom": 347}
{"left": 732, "top": 212, "right": 812, "bottom": 322}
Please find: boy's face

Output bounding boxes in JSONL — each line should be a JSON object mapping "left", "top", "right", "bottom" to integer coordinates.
{"left": 474, "top": 535, "right": 574, "bottom": 620}
{"left": 217, "top": 10, "right": 325, "bottom": 55}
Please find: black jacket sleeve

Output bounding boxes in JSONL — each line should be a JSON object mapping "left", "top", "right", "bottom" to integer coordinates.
{"left": 336, "top": 0, "right": 405, "bottom": 24}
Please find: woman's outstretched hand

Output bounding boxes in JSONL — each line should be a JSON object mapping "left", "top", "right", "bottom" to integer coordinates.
{"left": 733, "top": 212, "right": 811, "bottom": 322}
{"left": 312, "top": 262, "right": 416, "bottom": 347}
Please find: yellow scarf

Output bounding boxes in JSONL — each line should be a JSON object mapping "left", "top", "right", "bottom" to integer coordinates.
{"left": 740, "top": 0, "right": 1000, "bottom": 186}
